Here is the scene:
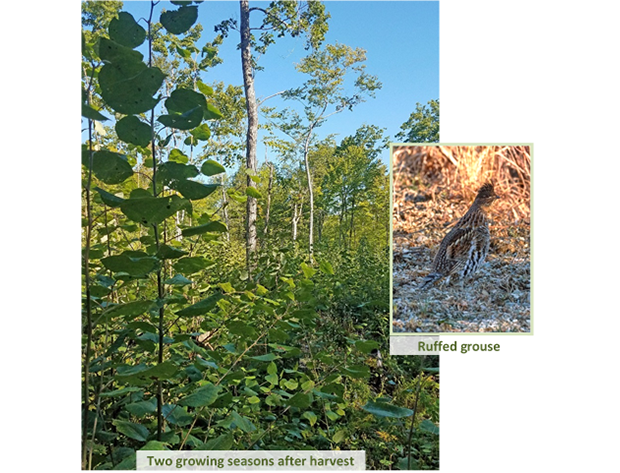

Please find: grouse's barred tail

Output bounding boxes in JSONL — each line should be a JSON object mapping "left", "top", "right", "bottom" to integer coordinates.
{"left": 419, "top": 272, "right": 442, "bottom": 290}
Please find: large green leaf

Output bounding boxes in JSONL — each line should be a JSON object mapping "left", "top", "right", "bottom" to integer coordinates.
{"left": 248, "top": 173, "right": 261, "bottom": 184}
{"left": 168, "top": 148, "right": 189, "bottom": 164}
{"left": 126, "top": 398, "right": 157, "bottom": 417}
{"left": 245, "top": 187, "right": 262, "bottom": 199}
{"left": 203, "top": 433, "right": 233, "bottom": 450}
{"left": 200, "top": 159, "right": 226, "bottom": 176}
{"left": 98, "top": 61, "right": 165, "bottom": 115}
{"left": 269, "top": 328, "right": 291, "bottom": 342}
{"left": 158, "top": 107, "right": 203, "bottom": 130}
{"left": 228, "top": 321, "right": 256, "bottom": 338}
{"left": 182, "top": 221, "right": 228, "bottom": 237}
{"left": 99, "top": 386, "right": 142, "bottom": 398}
{"left": 341, "top": 364, "right": 371, "bottom": 380}
{"left": 419, "top": 419, "right": 440, "bottom": 435}
{"left": 196, "top": 80, "right": 214, "bottom": 96}
{"left": 140, "top": 441, "right": 168, "bottom": 451}
{"left": 354, "top": 340, "right": 380, "bottom": 354}
{"left": 83, "top": 150, "right": 134, "bottom": 185}
{"left": 172, "top": 179, "right": 219, "bottom": 200}
{"left": 332, "top": 429, "right": 346, "bottom": 444}
{"left": 117, "top": 362, "right": 178, "bottom": 385}
{"left": 398, "top": 457, "right": 420, "bottom": 471}
{"left": 165, "top": 88, "right": 207, "bottom": 113}
{"left": 283, "top": 379, "right": 298, "bottom": 390}
{"left": 317, "top": 384, "right": 343, "bottom": 401}
{"left": 173, "top": 256, "right": 214, "bottom": 274}
{"left": 115, "top": 115, "right": 151, "bottom": 147}
{"left": 265, "top": 393, "right": 282, "bottom": 407}
{"left": 319, "top": 260, "right": 335, "bottom": 275}
{"left": 140, "top": 361, "right": 179, "bottom": 380}
{"left": 94, "top": 187, "right": 125, "bottom": 207}
{"left": 175, "top": 293, "right": 223, "bottom": 317}
{"left": 231, "top": 411, "right": 256, "bottom": 433}
{"left": 113, "top": 420, "right": 149, "bottom": 442}
{"left": 250, "top": 354, "right": 278, "bottom": 362}
{"left": 120, "top": 194, "right": 191, "bottom": 227}
{"left": 116, "top": 363, "right": 149, "bottom": 377}
{"left": 178, "top": 383, "right": 219, "bottom": 407}
{"left": 327, "top": 411, "right": 341, "bottom": 422}
{"left": 163, "top": 88, "right": 221, "bottom": 122}
{"left": 176, "top": 45, "right": 192, "bottom": 58}
{"left": 115, "top": 454, "right": 137, "bottom": 470}
{"left": 129, "top": 188, "right": 152, "bottom": 198}
{"left": 97, "top": 37, "right": 143, "bottom": 64}
{"left": 108, "top": 12, "right": 146, "bottom": 48}
{"left": 137, "top": 332, "right": 174, "bottom": 345}
{"left": 162, "top": 404, "right": 192, "bottom": 426}
{"left": 156, "top": 245, "right": 188, "bottom": 260}
{"left": 265, "top": 373, "right": 279, "bottom": 387}
{"left": 101, "top": 252, "right": 159, "bottom": 277}
{"left": 160, "top": 6, "right": 199, "bottom": 35}
{"left": 158, "top": 161, "right": 199, "bottom": 183}
{"left": 286, "top": 392, "right": 312, "bottom": 409}
{"left": 101, "top": 300, "right": 154, "bottom": 319}
{"left": 82, "top": 103, "right": 109, "bottom": 122}
{"left": 164, "top": 274, "right": 193, "bottom": 286}
{"left": 183, "top": 135, "right": 198, "bottom": 147}
{"left": 90, "top": 285, "right": 111, "bottom": 298}
{"left": 227, "top": 188, "right": 247, "bottom": 203}
{"left": 190, "top": 124, "right": 211, "bottom": 141}
{"left": 218, "top": 282, "right": 235, "bottom": 293}
{"left": 203, "top": 102, "right": 224, "bottom": 120}
{"left": 362, "top": 401, "right": 414, "bottom": 418}
{"left": 302, "top": 411, "right": 318, "bottom": 427}
{"left": 300, "top": 262, "right": 316, "bottom": 279}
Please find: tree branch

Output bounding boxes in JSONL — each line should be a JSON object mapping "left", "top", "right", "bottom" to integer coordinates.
{"left": 258, "top": 90, "right": 286, "bottom": 105}
{"left": 250, "top": 7, "right": 296, "bottom": 31}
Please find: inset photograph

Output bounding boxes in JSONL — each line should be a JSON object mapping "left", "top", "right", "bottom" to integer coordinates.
{"left": 391, "top": 145, "right": 531, "bottom": 333}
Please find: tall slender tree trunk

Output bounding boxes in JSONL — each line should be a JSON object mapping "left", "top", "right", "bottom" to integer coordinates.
{"left": 240, "top": 0, "right": 258, "bottom": 272}
{"left": 221, "top": 175, "right": 230, "bottom": 241}
{"left": 302, "top": 128, "right": 315, "bottom": 263}
{"left": 349, "top": 196, "right": 356, "bottom": 246}
{"left": 292, "top": 201, "right": 303, "bottom": 241}
{"left": 263, "top": 158, "right": 274, "bottom": 236}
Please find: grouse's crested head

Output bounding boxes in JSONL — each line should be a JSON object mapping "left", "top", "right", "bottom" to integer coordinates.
{"left": 474, "top": 183, "right": 499, "bottom": 207}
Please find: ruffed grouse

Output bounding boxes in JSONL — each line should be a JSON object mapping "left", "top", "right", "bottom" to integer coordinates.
{"left": 419, "top": 183, "right": 499, "bottom": 289}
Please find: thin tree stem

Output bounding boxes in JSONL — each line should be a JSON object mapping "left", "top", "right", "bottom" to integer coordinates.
{"left": 407, "top": 357, "right": 425, "bottom": 470}
{"left": 240, "top": 0, "right": 259, "bottom": 274}
{"left": 303, "top": 125, "right": 316, "bottom": 263}
{"left": 82, "top": 115, "right": 95, "bottom": 470}
{"left": 146, "top": 0, "right": 166, "bottom": 441}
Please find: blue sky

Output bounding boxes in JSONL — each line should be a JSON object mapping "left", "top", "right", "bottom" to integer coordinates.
{"left": 96, "top": 1, "right": 438, "bottom": 166}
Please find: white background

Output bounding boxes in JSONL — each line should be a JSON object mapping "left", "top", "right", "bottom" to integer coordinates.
{"left": 440, "top": 1, "right": 620, "bottom": 472}
{"left": 3, "top": 1, "right": 619, "bottom": 472}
